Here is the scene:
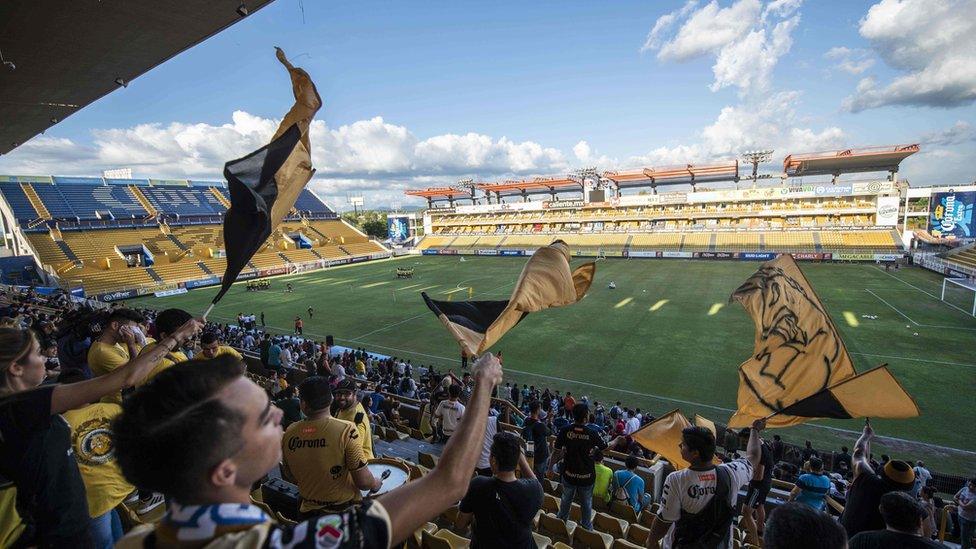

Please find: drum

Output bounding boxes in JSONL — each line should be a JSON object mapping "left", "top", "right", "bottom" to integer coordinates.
{"left": 361, "top": 457, "right": 410, "bottom": 497}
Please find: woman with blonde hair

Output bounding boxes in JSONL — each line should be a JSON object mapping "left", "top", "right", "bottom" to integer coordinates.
{"left": 0, "top": 318, "right": 201, "bottom": 547}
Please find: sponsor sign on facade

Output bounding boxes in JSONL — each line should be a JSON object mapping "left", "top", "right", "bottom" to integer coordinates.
{"left": 792, "top": 252, "right": 829, "bottom": 260}
{"left": 740, "top": 252, "right": 777, "bottom": 260}
{"left": 184, "top": 276, "right": 221, "bottom": 289}
{"left": 814, "top": 184, "right": 853, "bottom": 197}
{"left": 929, "top": 191, "right": 976, "bottom": 238}
{"left": 543, "top": 199, "right": 585, "bottom": 210}
{"left": 874, "top": 253, "right": 903, "bottom": 262}
{"left": 835, "top": 253, "right": 875, "bottom": 261}
{"left": 499, "top": 249, "right": 525, "bottom": 256}
{"left": 695, "top": 252, "right": 736, "bottom": 259}
{"left": 476, "top": 249, "right": 498, "bottom": 256}
{"left": 875, "top": 196, "right": 901, "bottom": 226}
{"left": 661, "top": 251, "right": 693, "bottom": 258}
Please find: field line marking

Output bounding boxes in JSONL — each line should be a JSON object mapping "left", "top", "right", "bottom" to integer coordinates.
{"left": 851, "top": 352, "right": 976, "bottom": 370}
{"left": 397, "top": 283, "right": 421, "bottom": 290}
{"left": 614, "top": 297, "right": 633, "bottom": 308}
{"left": 868, "top": 266, "right": 976, "bottom": 319}
{"left": 329, "top": 336, "right": 976, "bottom": 456}
{"left": 864, "top": 288, "right": 976, "bottom": 331}
{"left": 865, "top": 289, "right": 918, "bottom": 325}
{"left": 352, "top": 313, "right": 430, "bottom": 340}
{"left": 360, "top": 281, "right": 391, "bottom": 289}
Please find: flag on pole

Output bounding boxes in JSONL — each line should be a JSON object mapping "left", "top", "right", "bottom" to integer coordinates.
{"left": 694, "top": 414, "right": 717, "bottom": 439}
{"left": 775, "top": 365, "right": 919, "bottom": 420}
{"left": 210, "top": 48, "right": 322, "bottom": 306}
{"left": 727, "top": 254, "right": 857, "bottom": 428}
{"left": 422, "top": 240, "right": 595, "bottom": 356}
{"left": 631, "top": 409, "right": 693, "bottom": 469}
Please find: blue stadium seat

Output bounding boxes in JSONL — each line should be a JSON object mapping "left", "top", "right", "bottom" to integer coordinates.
{"left": 0, "top": 183, "right": 39, "bottom": 221}
{"left": 30, "top": 184, "right": 75, "bottom": 219}
{"left": 142, "top": 187, "right": 226, "bottom": 216}
{"left": 293, "top": 189, "right": 335, "bottom": 215}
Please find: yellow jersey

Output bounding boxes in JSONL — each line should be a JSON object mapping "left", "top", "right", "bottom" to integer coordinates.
{"left": 336, "top": 402, "right": 374, "bottom": 460}
{"left": 63, "top": 403, "right": 135, "bottom": 518}
{"left": 193, "top": 346, "right": 243, "bottom": 361}
{"left": 281, "top": 416, "right": 368, "bottom": 513}
{"left": 87, "top": 341, "right": 131, "bottom": 378}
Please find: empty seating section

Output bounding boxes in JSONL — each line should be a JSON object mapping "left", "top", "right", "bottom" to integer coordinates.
{"left": 341, "top": 242, "right": 385, "bottom": 256}
{"left": 29, "top": 185, "right": 74, "bottom": 218}
{"left": 630, "top": 233, "right": 681, "bottom": 250}
{"left": 681, "top": 233, "right": 712, "bottom": 251}
{"left": 948, "top": 248, "right": 976, "bottom": 270}
{"left": 142, "top": 187, "right": 226, "bottom": 216}
{"left": 713, "top": 232, "right": 760, "bottom": 251}
{"left": 763, "top": 231, "right": 815, "bottom": 252}
{"left": 292, "top": 189, "right": 335, "bottom": 215}
{"left": 12, "top": 183, "right": 148, "bottom": 220}
{"left": 151, "top": 262, "right": 208, "bottom": 284}
{"left": 25, "top": 233, "right": 72, "bottom": 265}
{"left": 0, "top": 183, "right": 39, "bottom": 221}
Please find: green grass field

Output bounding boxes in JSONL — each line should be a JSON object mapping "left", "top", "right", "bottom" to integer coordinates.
{"left": 131, "top": 257, "right": 976, "bottom": 474}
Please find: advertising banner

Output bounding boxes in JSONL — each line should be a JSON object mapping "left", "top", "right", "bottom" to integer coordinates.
{"left": 439, "top": 249, "right": 458, "bottom": 255}
{"left": 874, "top": 253, "right": 903, "bottom": 262}
{"left": 184, "top": 276, "right": 221, "bottom": 289}
{"left": 835, "top": 253, "right": 875, "bottom": 261}
{"left": 99, "top": 288, "right": 138, "bottom": 302}
{"left": 695, "top": 252, "right": 736, "bottom": 259}
{"left": 626, "top": 251, "right": 657, "bottom": 258}
{"left": 740, "top": 252, "right": 777, "bottom": 260}
{"left": 875, "top": 196, "right": 900, "bottom": 226}
{"left": 792, "top": 252, "right": 826, "bottom": 260}
{"left": 154, "top": 288, "right": 188, "bottom": 298}
{"left": 852, "top": 181, "right": 894, "bottom": 194}
{"left": 387, "top": 216, "right": 410, "bottom": 243}
{"left": 499, "top": 249, "right": 525, "bottom": 256}
{"left": 236, "top": 271, "right": 259, "bottom": 281}
{"left": 476, "top": 249, "right": 498, "bottom": 256}
{"left": 422, "top": 249, "right": 439, "bottom": 255}
{"left": 542, "top": 200, "right": 584, "bottom": 210}
{"left": 257, "top": 267, "right": 289, "bottom": 277}
{"left": 815, "top": 184, "right": 853, "bottom": 197}
{"left": 661, "top": 251, "right": 694, "bottom": 258}
{"left": 929, "top": 191, "right": 976, "bottom": 238}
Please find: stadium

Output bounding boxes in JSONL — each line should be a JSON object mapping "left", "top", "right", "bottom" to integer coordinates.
{"left": 1, "top": 1, "right": 974, "bottom": 548}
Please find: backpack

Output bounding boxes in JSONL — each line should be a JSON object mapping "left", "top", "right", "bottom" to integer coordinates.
{"left": 673, "top": 466, "right": 735, "bottom": 549}
{"left": 400, "top": 377, "right": 412, "bottom": 393}
{"left": 614, "top": 472, "right": 636, "bottom": 503}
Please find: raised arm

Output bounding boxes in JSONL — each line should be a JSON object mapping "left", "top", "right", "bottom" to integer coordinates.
{"left": 745, "top": 418, "right": 765, "bottom": 469}
{"left": 378, "top": 353, "right": 503, "bottom": 546}
{"left": 851, "top": 419, "right": 874, "bottom": 478}
{"left": 50, "top": 319, "right": 201, "bottom": 414}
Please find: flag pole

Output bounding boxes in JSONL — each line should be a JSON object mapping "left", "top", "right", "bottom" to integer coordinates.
{"left": 202, "top": 302, "right": 215, "bottom": 321}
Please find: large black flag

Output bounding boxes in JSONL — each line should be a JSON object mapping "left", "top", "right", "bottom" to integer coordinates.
{"left": 209, "top": 48, "right": 321, "bottom": 307}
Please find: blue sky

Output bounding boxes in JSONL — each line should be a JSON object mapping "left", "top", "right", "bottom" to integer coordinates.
{"left": 2, "top": 0, "right": 973, "bottom": 208}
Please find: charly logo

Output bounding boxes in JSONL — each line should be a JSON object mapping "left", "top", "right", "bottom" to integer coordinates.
{"left": 74, "top": 418, "right": 115, "bottom": 466}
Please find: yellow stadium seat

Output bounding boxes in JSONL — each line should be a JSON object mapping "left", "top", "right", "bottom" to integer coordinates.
{"left": 538, "top": 513, "right": 576, "bottom": 545}
{"left": 573, "top": 526, "right": 614, "bottom": 549}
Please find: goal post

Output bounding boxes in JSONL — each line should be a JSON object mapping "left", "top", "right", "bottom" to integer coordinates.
{"left": 941, "top": 277, "right": 976, "bottom": 317}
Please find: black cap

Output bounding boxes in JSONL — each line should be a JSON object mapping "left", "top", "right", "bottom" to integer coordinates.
{"left": 335, "top": 378, "right": 357, "bottom": 393}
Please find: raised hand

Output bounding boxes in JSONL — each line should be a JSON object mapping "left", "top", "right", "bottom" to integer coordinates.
{"left": 471, "top": 352, "right": 503, "bottom": 387}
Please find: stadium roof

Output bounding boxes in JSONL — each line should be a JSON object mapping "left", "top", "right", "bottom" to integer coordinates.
{"left": 404, "top": 187, "right": 472, "bottom": 200}
{"left": 603, "top": 160, "right": 739, "bottom": 189}
{"left": 783, "top": 144, "right": 919, "bottom": 177}
{"left": 0, "top": 0, "right": 276, "bottom": 156}
{"left": 477, "top": 177, "right": 581, "bottom": 197}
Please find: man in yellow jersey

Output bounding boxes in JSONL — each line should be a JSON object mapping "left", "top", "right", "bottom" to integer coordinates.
{"left": 136, "top": 309, "right": 192, "bottom": 385}
{"left": 282, "top": 376, "right": 381, "bottom": 516}
{"left": 333, "top": 378, "right": 374, "bottom": 459}
{"left": 64, "top": 402, "right": 134, "bottom": 548}
{"left": 88, "top": 309, "right": 145, "bottom": 404}
{"left": 195, "top": 332, "right": 243, "bottom": 361}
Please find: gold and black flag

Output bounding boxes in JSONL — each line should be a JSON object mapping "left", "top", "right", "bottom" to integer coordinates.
{"left": 727, "top": 254, "right": 857, "bottom": 428}
{"left": 631, "top": 409, "right": 693, "bottom": 469}
{"left": 422, "top": 240, "right": 595, "bottom": 356}
{"left": 776, "top": 365, "right": 919, "bottom": 420}
{"left": 211, "top": 48, "right": 322, "bottom": 306}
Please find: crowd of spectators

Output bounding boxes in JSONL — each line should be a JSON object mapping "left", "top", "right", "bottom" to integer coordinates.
{"left": 0, "top": 284, "right": 973, "bottom": 548}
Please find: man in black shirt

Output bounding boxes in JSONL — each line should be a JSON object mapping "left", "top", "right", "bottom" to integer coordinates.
{"left": 456, "top": 432, "right": 543, "bottom": 548}
{"left": 770, "top": 434, "right": 784, "bottom": 463}
{"left": 522, "top": 401, "right": 551, "bottom": 479}
{"left": 551, "top": 403, "right": 607, "bottom": 530}
{"left": 840, "top": 420, "right": 916, "bottom": 538}
{"left": 834, "top": 446, "right": 853, "bottom": 475}
{"left": 739, "top": 427, "right": 774, "bottom": 532}
{"left": 850, "top": 492, "right": 943, "bottom": 548}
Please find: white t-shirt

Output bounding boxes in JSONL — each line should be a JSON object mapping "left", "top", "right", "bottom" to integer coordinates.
{"left": 658, "top": 459, "right": 754, "bottom": 549}
{"left": 624, "top": 417, "right": 641, "bottom": 435}
{"left": 435, "top": 400, "right": 465, "bottom": 435}
{"left": 477, "top": 416, "right": 499, "bottom": 469}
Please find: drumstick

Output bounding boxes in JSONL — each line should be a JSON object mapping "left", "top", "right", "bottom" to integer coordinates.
{"left": 369, "top": 469, "right": 393, "bottom": 494}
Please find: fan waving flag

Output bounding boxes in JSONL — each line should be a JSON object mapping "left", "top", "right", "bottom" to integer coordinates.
{"left": 776, "top": 365, "right": 919, "bottom": 420}
{"left": 210, "top": 48, "right": 322, "bottom": 306}
{"left": 726, "top": 254, "right": 857, "bottom": 429}
{"left": 422, "top": 240, "right": 595, "bottom": 356}
{"left": 631, "top": 410, "right": 693, "bottom": 469}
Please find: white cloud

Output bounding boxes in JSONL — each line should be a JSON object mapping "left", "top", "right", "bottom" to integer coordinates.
{"left": 920, "top": 121, "right": 975, "bottom": 146}
{"left": 643, "top": 0, "right": 802, "bottom": 96}
{"left": 844, "top": 0, "right": 976, "bottom": 111}
{"left": 824, "top": 46, "right": 875, "bottom": 75}
{"left": 572, "top": 140, "right": 615, "bottom": 168}
{"left": 630, "top": 91, "right": 845, "bottom": 167}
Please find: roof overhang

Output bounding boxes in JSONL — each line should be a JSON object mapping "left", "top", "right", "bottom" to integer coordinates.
{"left": 0, "top": 0, "right": 276, "bottom": 155}
{"left": 783, "top": 144, "right": 919, "bottom": 177}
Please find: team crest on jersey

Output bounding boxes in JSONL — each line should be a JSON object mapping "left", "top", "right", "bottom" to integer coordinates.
{"left": 73, "top": 418, "right": 114, "bottom": 466}
{"left": 315, "top": 515, "right": 344, "bottom": 544}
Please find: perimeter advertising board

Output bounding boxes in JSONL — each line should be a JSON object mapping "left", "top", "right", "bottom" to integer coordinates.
{"left": 929, "top": 191, "right": 976, "bottom": 238}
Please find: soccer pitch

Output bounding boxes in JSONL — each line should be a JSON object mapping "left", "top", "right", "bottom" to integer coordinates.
{"left": 131, "top": 256, "right": 976, "bottom": 474}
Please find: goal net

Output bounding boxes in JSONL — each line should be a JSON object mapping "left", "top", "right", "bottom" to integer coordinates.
{"left": 941, "top": 277, "right": 976, "bottom": 317}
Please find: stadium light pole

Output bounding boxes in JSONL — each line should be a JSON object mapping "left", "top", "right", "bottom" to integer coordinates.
{"left": 741, "top": 150, "right": 773, "bottom": 188}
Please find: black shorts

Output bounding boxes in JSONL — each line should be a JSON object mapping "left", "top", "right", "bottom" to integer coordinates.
{"left": 745, "top": 482, "right": 770, "bottom": 509}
